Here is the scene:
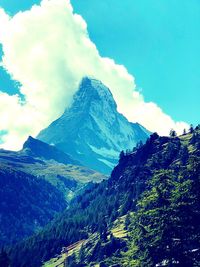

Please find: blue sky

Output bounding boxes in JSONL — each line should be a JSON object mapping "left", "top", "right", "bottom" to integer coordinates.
{"left": 0, "top": 0, "right": 199, "bottom": 126}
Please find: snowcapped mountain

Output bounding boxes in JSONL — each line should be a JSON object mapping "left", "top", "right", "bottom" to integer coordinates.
{"left": 37, "top": 77, "right": 150, "bottom": 173}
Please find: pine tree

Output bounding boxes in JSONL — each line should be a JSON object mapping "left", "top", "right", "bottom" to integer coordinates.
{"left": 179, "top": 145, "right": 189, "bottom": 164}
{"left": 78, "top": 245, "right": 85, "bottom": 263}
{"left": 98, "top": 217, "right": 108, "bottom": 242}
{"left": 119, "top": 150, "right": 125, "bottom": 160}
{"left": 170, "top": 129, "right": 177, "bottom": 137}
{"left": 0, "top": 249, "right": 10, "bottom": 267}
{"left": 183, "top": 128, "right": 187, "bottom": 135}
{"left": 189, "top": 124, "right": 194, "bottom": 134}
{"left": 125, "top": 212, "right": 131, "bottom": 230}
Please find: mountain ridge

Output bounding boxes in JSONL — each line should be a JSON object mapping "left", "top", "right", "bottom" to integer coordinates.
{"left": 22, "top": 136, "right": 80, "bottom": 166}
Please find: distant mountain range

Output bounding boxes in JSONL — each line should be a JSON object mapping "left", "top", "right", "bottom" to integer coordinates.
{"left": 38, "top": 77, "right": 150, "bottom": 174}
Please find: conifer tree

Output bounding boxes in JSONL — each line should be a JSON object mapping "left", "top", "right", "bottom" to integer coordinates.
{"left": 189, "top": 124, "right": 194, "bottom": 133}
{"left": 0, "top": 249, "right": 10, "bottom": 267}
{"left": 170, "top": 129, "right": 177, "bottom": 137}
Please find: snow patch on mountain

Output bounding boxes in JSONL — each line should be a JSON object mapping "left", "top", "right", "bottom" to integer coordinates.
{"left": 98, "top": 158, "right": 116, "bottom": 169}
{"left": 89, "top": 145, "right": 120, "bottom": 159}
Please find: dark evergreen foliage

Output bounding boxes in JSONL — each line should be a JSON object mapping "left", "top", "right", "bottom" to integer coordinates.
{"left": 0, "top": 248, "right": 10, "bottom": 267}
{"left": 8, "top": 128, "right": 200, "bottom": 267}
{"left": 0, "top": 167, "right": 66, "bottom": 246}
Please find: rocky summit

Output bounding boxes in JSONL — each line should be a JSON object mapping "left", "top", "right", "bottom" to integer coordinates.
{"left": 38, "top": 77, "right": 150, "bottom": 173}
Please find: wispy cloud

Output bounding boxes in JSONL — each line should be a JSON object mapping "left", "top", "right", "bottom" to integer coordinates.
{"left": 0, "top": 0, "right": 188, "bottom": 150}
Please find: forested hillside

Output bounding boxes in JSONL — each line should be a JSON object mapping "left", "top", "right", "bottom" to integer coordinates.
{"left": 0, "top": 167, "right": 66, "bottom": 246}
{"left": 8, "top": 125, "right": 200, "bottom": 267}
{"left": 0, "top": 138, "right": 105, "bottom": 247}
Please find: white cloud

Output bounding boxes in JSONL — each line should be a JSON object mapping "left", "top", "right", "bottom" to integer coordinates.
{"left": 0, "top": 92, "right": 44, "bottom": 150}
{"left": 0, "top": 0, "right": 188, "bottom": 150}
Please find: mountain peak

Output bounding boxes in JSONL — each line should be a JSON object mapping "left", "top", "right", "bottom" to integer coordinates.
{"left": 80, "top": 76, "right": 109, "bottom": 91}
{"left": 72, "top": 77, "right": 117, "bottom": 111}
{"left": 37, "top": 78, "right": 150, "bottom": 173}
{"left": 24, "top": 135, "right": 36, "bottom": 145}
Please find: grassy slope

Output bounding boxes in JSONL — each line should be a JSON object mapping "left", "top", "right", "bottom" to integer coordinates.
{"left": 43, "top": 216, "right": 127, "bottom": 267}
